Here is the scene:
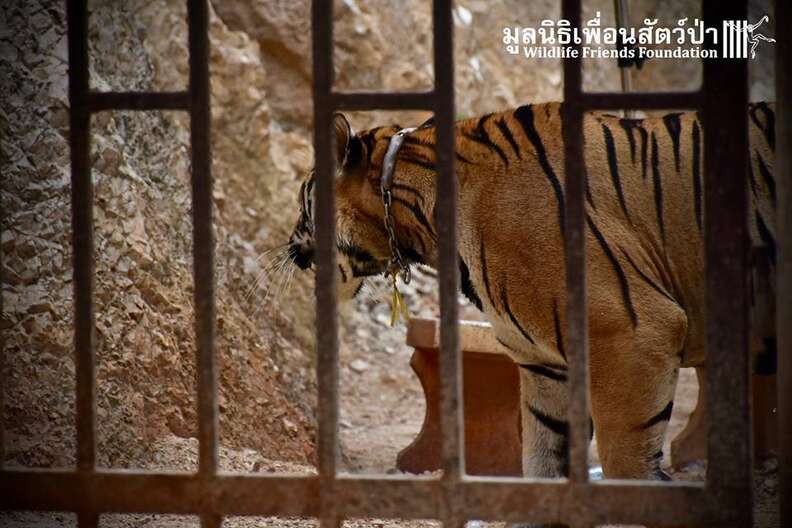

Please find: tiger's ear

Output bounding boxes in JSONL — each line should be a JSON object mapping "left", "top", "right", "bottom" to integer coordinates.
{"left": 333, "top": 113, "right": 365, "bottom": 173}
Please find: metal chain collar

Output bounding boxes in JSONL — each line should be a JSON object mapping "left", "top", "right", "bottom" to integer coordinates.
{"left": 382, "top": 185, "right": 411, "bottom": 284}
{"left": 380, "top": 126, "right": 416, "bottom": 284}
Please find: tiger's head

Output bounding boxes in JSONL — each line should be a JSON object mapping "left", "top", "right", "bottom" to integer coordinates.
{"left": 288, "top": 113, "right": 404, "bottom": 299}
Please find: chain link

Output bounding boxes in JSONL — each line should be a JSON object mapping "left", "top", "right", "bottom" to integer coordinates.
{"left": 382, "top": 188, "right": 411, "bottom": 284}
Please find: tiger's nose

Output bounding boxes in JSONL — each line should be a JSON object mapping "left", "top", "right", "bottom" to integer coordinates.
{"left": 288, "top": 241, "right": 314, "bottom": 270}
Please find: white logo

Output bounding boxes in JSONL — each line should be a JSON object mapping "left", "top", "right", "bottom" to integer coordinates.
{"left": 503, "top": 13, "right": 776, "bottom": 61}
{"left": 725, "top": 15, "right": 776, "bottom": 59}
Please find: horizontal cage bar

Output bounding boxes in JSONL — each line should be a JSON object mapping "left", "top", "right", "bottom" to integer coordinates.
{"left": 331, "top": 91, "right": 437, "bottom": 111}
{"left": 88, "top": 91, "right": 191, "bottom": 112}
{"left": 2, "top": 471, "right": 746, "bottom": 525}
{"left": 577, "top": 90, "right": 703, "bottom": 110}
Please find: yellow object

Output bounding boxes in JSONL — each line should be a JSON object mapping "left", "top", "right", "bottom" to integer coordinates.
{"left": 389, "top": 273, "right": 410, "bottom": 327}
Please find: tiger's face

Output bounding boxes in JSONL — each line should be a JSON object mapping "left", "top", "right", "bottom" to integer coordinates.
{"left": 288, "top": 114, "right": 394, "bottom": 299}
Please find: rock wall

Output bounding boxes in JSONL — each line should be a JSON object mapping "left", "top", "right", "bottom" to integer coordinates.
{"left": 1, "top": 0, "right": 775, "bottom": 471}
{"left": 2, "top": 0, "right": 316, "bottom": 469}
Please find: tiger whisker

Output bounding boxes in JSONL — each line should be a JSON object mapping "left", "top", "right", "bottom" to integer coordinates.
{"left": 244, "top": 249, "right": 290, "bottom": 304}
{"left": 243, "top": 256, "right": 285, "bottom": 304}
{"left": 255, "top": 243, "right": 289, "bottom": 263}
{"left": 253, "top": 257, "right": 294, "bottom": 318}
{"left": 257, "top": 253, "right": 292, "bottom": 307}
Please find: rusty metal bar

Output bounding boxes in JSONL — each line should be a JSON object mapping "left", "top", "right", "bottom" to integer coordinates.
{"left": 701, "top": 1, "right": 752, "bottom": 525}
{"left": 561, "top": 0, "right": 590, "bottom": 485}
{"left": 3, "top": 469, "right": 741, "bottom": 525}
{"left": 88, "top": 91, "right": 190, "bottom": 112}
{"left": 0, "top": 142, "right": 4, "bottom": 468}
{"left": 776, "top": 0, "right": 792, "bottom": 524}
{"left": 201, "top": 513, "right": 222, "bottom": 528}
{"left": 311, "top": 2, "right": 340, "bottom": 528}
{"left": 187, "top": 0, "right": 218, "bottom": 483}
{"left": 0, "top": 470, "right": 319, "bottom": 516}
{"left": 579, "top": 91, "right": 702, "bottom": 110}
{"left": 67, "top": 0, "right": 96, "bottom": 474}
{"left": 187, "top": 0, "right": 222, "bottom": 525}
{"left": 332, "top": 91, "right": 435, "bottom": 111}
{"left": 613, "top": 0, "right": 635, "bottom": 119}
{"left": 78, "top": 512, "right": 98, "bottom": 528}
{"left": 432, "top": 0, "right": 463, "bottom": 526}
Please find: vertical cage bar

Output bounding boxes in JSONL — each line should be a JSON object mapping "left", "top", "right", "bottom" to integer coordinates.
{"left": 432, "top": 0, "right": 463, "bottom": 525}
{"left": 701, "top": 1, "right": 752, "bottom": 524}
{"left": 201, "top": 513, "right": 222, "bottom": 528}
{"left": 561, "top": 0, "right": 590, "bottom": 484}
{"left": 187, "top": 0, "right": 218, "bottom": 478}
{"left": 433, "top": 0, "right": 461, "bottom": 484}
{"left": 77, "top": 512, "right": 98, "bottom": 528}
{"left": 0, "top": 161, "right": 4, "bottom": 468}
{"left": 612, "top": 0, "right": 635, "bottom": 119}
{"left": 776, "top": 0, "right": 792, "bottom": 525}
{"left": 67, "top": 0, "right": 96, "bottom": 473}
{"left": 311, "top": 2, "right": 340, "bottom": 528}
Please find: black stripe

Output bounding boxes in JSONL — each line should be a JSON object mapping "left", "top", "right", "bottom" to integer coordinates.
{"left": 520, "top": 364, "right": 568, "bottom": 382}
{"left": 756, "top": 211, "right": 776, "bottom": 266}
{"left": 402, "top": 134, "right": 432, "bottom": 148}
{"left": 552, "top": 300, "right": 567, "bottom": 361}
{"left": 622, "top": 249, "right": 677, "bottom": 305}
{"left": 750, "top": 102, "right": 775, "bottom": 151}
{"left": 514, "top": 104, "right": 566, "bottom": 234}
{"left": 398, "top": 153, "right": 435, "bottom": 172}
{"left": 298, "top": 179, "right": 307, "bottom": 209}
{"left": 459, "top": 256, "right": 483, "bottom": 310}
{"left": 360, "top": 131, "right": 377, "bottom": 154}
{"left": 692, "top": 120, "right": 703, "bottom": 232}
{"left": 602, "top": 123, "right": 632, "bottom": 223}
{"left": 619, "top": 118, "right": 640, "bottom": 164}
{"left": 663, "top": 113, "right": 683, "bottom": 172}
{"left": 456, "top": 151, "right": 475, "bottom": 165}
{"left": 399, "top": 240, "right": 426, "bottom": 265}
{"left": 392, "top": 196, "right": 436, "bottom": 240}
{"left": 391, "top": 182, "right": 426, "bottom": 205}
{"left": 495, "top": 117, "right": 522, "bottom": 160}
{"left": 337, "top": 264, "right": 347, "bottom": 283}
{"left": 642, "top": 400, "right": 674, "bottom": 429}
{"left": 305, "top": 175, "right": 315, "bottom": 221}
{"left": 406, "top": 133, "right": 474, "bottom": 166}
{"left": 405, "top": 228, "right": 427, "bottom": 260}
{"left": 587, "top": 215, "right": 638, "bottom": 327}
{"left": 749, "top": 153, "right": 759, "bottom": 197}
{"left": 585, "top": 172, "right": 597, "bottom": 210}
{"left": 529, "top": 406, "right": 569, "bottom": 436}
{"left": 480, "top": 240, "right": 497, "bottom": 312}
{"left": 639, "top": 126, "right": 649, "bottom": 181}
{"left": 477, "top": 114, "right": 508, "bottom": 164}
{"left": 338, "top": 241, "right": 376, "bottom": 263}
{"left": 501, "top": 285, "right": 536, "bottom": 345}
{"left": 462, "top": 114, "right": 509, "bottom": 166}
{"left": 651, "top": 132, "right": 666, "bottom": 244}
{"left": 756, "top": 153, "right": 776, "bottom": 205}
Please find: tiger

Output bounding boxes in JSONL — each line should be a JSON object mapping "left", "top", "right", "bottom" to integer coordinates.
{"left": 286, "top": 101, "right": 776, "bottom": 483}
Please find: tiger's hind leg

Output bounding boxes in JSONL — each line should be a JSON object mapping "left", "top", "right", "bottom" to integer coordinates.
{"left": 519, "top": 362, "right": 572, "bottom": 479}
{"left": 516, "top": 363, "right": 572, "bottom": 528}
{"left": 590, "top": 301, "right": 687, "bottom": 480}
